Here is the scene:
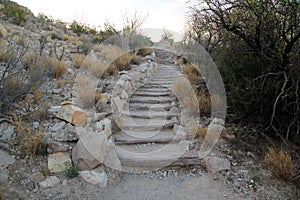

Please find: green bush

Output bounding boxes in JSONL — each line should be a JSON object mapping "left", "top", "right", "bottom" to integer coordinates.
{"left": 1, "top": 2, "right": 27, "bottom": 25}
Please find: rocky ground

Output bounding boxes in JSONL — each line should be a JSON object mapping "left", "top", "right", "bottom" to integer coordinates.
{"left": 0, "top": 1, "right": 299, "bottom": 200}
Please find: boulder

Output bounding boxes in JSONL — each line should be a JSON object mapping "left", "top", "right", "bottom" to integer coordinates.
{"left": 203, "top": 156, "right": 231, "bottom": 174}
{"left": 48, "top": 152, "right": 72, "bottom": 173}
{"left": 72, "top": 132, "right": 108, "bottom": 170}
{"left": 79, "top": 170, "right": 107, "bottom": 187}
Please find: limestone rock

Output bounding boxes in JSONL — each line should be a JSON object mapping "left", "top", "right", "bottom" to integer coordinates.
{"left": 51, "top": 122, "right": 66, "bottom": 132}
{"left": 104, "top": 142, "right": 121, "bottom": 171}
{"left": 0, "top": 150, "right": 16, "bottom": 183}
{"left": 79, "top": 170, "right": 107, "bottom": 187}
{"left": 203, "top": 156, "right": 231, "bottom": 174}
{"left": 72, "top": 132, "right": 108, "bottom": 170}
{"left": 47, "top": 139, "right": 72, "bottom": 153}
{"left": 95, "top": 118, "right": 112, "bottom": 137}
{"left": 56, "top": 105, "right": 88, "bottom": 126}
{"left": 39, "top": 176, "right": 60, "bottom": 189}
{"left": 97, "top": 93, "right": 111, "bottom": 104}
{"left": 29, "top": 172, "right": 45, "bottom": 183}
{"left": 0, "top": 24, "right": 8, "bottom": 38}
{"left": 48, "top": 152, "right": 72, "bottom": 173}
{"left": 173, "top": 124, "right": 187, "bottom": 140}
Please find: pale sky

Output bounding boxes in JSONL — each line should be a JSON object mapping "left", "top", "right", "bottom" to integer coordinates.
{"left": 14, "top": 0, "right": 188, "bottom": 40}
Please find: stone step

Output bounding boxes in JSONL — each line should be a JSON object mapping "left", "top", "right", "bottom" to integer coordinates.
{"left": 119, "top": 118, "right": 177, "bottom": 131}
{"left": 141, "top": 84, "right": 171, "bottom": 89}
{"left": 129, "top": 103, "right": 173, "bottom": 111}
{"left": 116, "top": 141, "right": 202, "bottom": 169}
{"left": 113, "top": 129, "right": 179, "bottom": 144}
{"left": 137, "top": 88, "right": 171, "bottom": 93}
{"left": 129, "top": 96, "right": 177, "bottom": 104}
{"left": 133, "top": 91, "right": 171, "bottom": 97}
{"left": 122, "top": 110, "right": 177, "bottom": 119}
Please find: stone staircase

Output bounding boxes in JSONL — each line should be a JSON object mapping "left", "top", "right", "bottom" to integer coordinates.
{"left": 112, "top": 60, "right": 202, "bottom": 171}
{"left": 153, "top": 48, "right": 178, "bottom": 65}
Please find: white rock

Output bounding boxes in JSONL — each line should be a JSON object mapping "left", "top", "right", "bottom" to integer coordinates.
{"left": 51, "top": 122, "right": 66, "bottom": 132}
{"left": 39, "top": 176, "right": 60, "bottom": 189}
{"left": 72, "top": 131, "right": 108, "bottom": 170}
{"left": 203, "top": 156, "right": 231, "bottom": 174}
{"left": 48, "top": 152, "right": 72, "bottom": 173}
{"left": 211, "top": 118, "right": 225, "bottom": 126}
{"left": 79, "top": 170, "right": 107, "bottom": 187}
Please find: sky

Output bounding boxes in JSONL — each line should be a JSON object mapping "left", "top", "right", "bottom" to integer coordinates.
{"left": 14, "top": 0, "right": 189, "bottom": 41}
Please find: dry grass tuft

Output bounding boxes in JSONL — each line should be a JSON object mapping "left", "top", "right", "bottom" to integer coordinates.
{"left": 53, "top": 61, "right": 67, "bottom": 78}
{"left": 73, "top": 54, "right": 86, "bottom": 69}
{"left": 104, "top": 64, "right": 118, "bottom": 77}
{"left": 12, "top": 115, "right": 44, "bottom": 157}
{"left": 76, "top": 76, "right": 95, "bottom": 107}
{"left": 115, "top": 53, "right": 132, "bottom": 71}
{"left": 173, "top": 77, "right": 199, "bottom": 114}
{"left": 183, "top": 63, "right": 204, "bottom": 85}
{"left": 263, "top": 147, "right": 297, "bottom": 180}
{"left": 82, "top": 58, "right": 106, "bottom": 78}
{"left": 197, "top": 127, "right": 208, "bottom": 140}
{"left": 33, "top": 89, "right": 43, "bottom": 103}
{"left": 198, "top": 90, "right": 211, "bottom": 114}
{"left": 55, "top": 78, "right": 65, "bottom": 88}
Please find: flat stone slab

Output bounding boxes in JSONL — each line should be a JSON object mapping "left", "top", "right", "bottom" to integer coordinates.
{"left": 114, "top": 129, "right": 178, "bottom": 144}
{"left": 122, "top": 110, "right": 177, "bottom": 119}
{"left": 133, "top": 91, "right": 171, "bottom": 97}
{"left": 119, "top": 118, "right": 177, "bottom": 131}
{"left": 129, "top": 96, "right": 177, "bottom": 104}
{"left": 129, "top": 103, "right": 173, "bottom": 111}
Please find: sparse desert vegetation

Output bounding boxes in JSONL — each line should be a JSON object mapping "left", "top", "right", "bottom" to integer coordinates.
{"left": 0, "top": 0, "right": 298, "bottom": 199}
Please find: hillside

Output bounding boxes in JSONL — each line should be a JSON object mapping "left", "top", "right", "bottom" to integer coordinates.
{"left": 0, "top": 1, "right": 299, "bottom": 199}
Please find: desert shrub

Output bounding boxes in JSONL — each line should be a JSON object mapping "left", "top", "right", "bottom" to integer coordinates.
{"left": 188, "top": 0, "right": 300, "bottom": 145}
{"left": 73, "top": 54, "right": 86, "bottom": 69}
{"left": 263, "top": 147, "right": 298, "bottom": 181}
{"left": 1, "top": 2, "right": 27, "bottom": 25}
{"left": 0, "top": 44, "right": 42, "bottom": 114}
{"left": 69, "top": 21, "right": 97, "bottom": 36}
{"left": 64, "top": 163, "right": 79, "bottom": 179}
{"left": 23, "top": 54, "right": 67, "bottom": 78}
{"left": 79, "top": 39, "right": 93, "bottom": 55}
{"left": 13, "top": 115, "right": 44, "bottom": 157}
